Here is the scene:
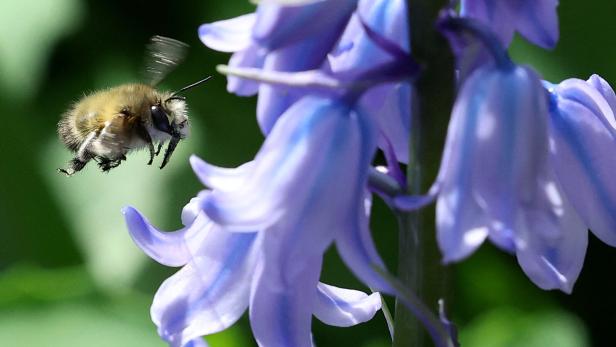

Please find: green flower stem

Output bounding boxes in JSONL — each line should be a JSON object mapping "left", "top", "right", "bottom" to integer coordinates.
{"left": 393, "top": 1, "right": 455, "bottom": 347}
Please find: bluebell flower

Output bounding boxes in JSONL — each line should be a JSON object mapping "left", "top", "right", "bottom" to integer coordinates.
{"left": 460, "top": 0, "right": 559, "bottom": 49}
{"left": 194, "top": 95, "right": 391, "bottom": 346}
{"left": 434, "top": 61, "right": 587, "bottom": 292}
{"left": 124, "top": 193, "right": 382, "bottom": 346}
{"left": 328, "top": 0, "right": 411, "bottom": 164}
{"left": 546, "top": 75, "right": 616, "bottom": 249}
{"left": 196, "top": 95, "right": 393, "bottom": 297}
{"left": 123, "top": 95, "right": 390, "bottom": 347}
{"left": 427, "top": 13, "right": 592, "bottom": 292}
{"left": 200, "top": 0, "right": 413, "bottom": 167}
{"left": 199, "top": 0, "right": 357, "bottom": 134}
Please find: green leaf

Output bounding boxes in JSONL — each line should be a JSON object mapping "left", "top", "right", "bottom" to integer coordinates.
{"left": 0, "top": 265, "right": 92, "bottom": 306}
{"left": 460, "top": 307, "right": 589, "bottom": 347}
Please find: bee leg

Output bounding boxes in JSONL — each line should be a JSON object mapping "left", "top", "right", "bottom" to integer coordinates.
{"left": 160, "top": 135, "right": 180, "bottom": 169}
{"left": 58, "top": 158, "right": 88, "bottom": 176}
{"left": 97, "top": 157, "right": 111, "bottom": 172}
{"left": 136, "top": 123, "right": 155, "bottom": 165}
{"left": 57, "top": 131, "right": 96, "bottom": 176}
{"left": 146, "top": 141, "right": 155, "bottom": 165}
{"left": 155, "top": 142, "right": 164, "bottom": 156}
{"left": 97, "top": 157, "right": 123, "bottom": 172}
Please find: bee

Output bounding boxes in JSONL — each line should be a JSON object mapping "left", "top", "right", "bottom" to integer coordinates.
{"left": 57, "top": 36, "right": 211, "bottom": 176}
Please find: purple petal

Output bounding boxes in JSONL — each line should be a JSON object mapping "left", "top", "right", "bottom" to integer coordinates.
{"left": 515, "top": 178, "right": 587, "bottom": 293}
{"left": 470, "top": 67, "right": 550, "bottom": 252}
{"left": 122, "top": 206, "right": 210, "bottom": 267}
{"left": 218, "top": 1, "right": 355, "bottom": 102}
{"left": 461, "top": 0, "right": 559, "bottom": 49}
{"left": 587, "top": 74, "right": 616, "bottom": 117}
{"left": 436, "top": 65, "right": 552, "bottom": 261}
{"left": 555, "top": 78, "right": 616, "bottom": 131}
{"left": 336, "top": 195, "right": 395, "bottom": 294}
{"left": 255, "top": 35, "right": 344, "bottom": 134}
{"left": 329, "top": 0, "right": 408, "bottom": 78}
{"left": 250, "top": 245, "right": 322, "bottom": 347}
{"left": 249, "top": 197, "right": 378, "bottom": 345}
{"left": 255, "top": 46, "right": 305, "bottom": 134}
{"left": 313, "top": 283, "right": 381, "bottom": 327}
{"left": 549, "top": 96, "right": 616, "bottom": 247}
{"left": 435, "top": 68, "right": 496, "bottom": 261}
{"left": 436, "top": 189, "right": 490, "bottom": 261}
{"left": 360, "top": 82, "right": 411, "bottom": 164}
{"left": 152, "top": 229, "right": 259, "bottom": 347}
{"left": 249, "top": 220, "right": 331, "bottom": 347}
{"left": 227, "top": 46, "right": 266, "bottom": 96}
{"left": 189, "top": 156, "right": 254, "bottom": 192}
{"left": 461, "top": 0, "right": 516, "bottom": 47}
{"left": 515, "top": 0, "right": 559, "bottom": 49}
{"left": 180, "top": 197, "right": 202, "bottom": 226}
{"left": 438, "top": 11, "right": 496, "bottom": 82}
{"left": 201, "top": 96, "right": 375, "bottom": 232}
{"left": 248, "top": 1, "right": 357, "bottom": 134}
{"left": 252, "top": 0, "right": 356, "bottom": 50}
{"left": 198, "top": 14, "right": 256, "bottom": 53}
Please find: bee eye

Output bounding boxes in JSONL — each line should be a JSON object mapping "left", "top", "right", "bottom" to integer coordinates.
{"left": 151, "top": 105, "right": 172, "bottom": 134}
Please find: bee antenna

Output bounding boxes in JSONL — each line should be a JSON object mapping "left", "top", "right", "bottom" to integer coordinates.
{"left": 170, "top": 75, "right": 212, "bottom": 97}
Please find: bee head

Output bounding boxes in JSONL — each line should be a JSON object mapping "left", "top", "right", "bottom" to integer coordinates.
{"left": 153, "top": 75, "right": 211, "bottom": 139}
{"left": 151, "top": 98, "right": 189, "bottom": 139}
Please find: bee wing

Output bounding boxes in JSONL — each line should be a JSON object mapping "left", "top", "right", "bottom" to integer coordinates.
{"left": 144, "top": 35, "right": 189, "bottom": 86}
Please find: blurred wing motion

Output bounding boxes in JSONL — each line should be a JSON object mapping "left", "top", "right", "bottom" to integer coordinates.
{"left": 144, "top": 35, "right": 189, "bottom": 86}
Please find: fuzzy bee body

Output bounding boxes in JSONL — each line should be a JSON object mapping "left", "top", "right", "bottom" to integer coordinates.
{"left": 57, "top": 36, "right": 204, "bottom": 176}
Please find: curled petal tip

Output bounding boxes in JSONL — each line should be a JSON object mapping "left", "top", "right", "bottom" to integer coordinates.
{"left": 189, "top": 154, "right": 204, "bottom": 163}
{"left": 121, "top": 206, "right": 134, "bottom": 216}
{"left": 189, "top": 155, "right": 210, "bottom": 186}
{"left": 198, "top": 14, "right": 256, "bottom": 53}
{"left": 123, "top": 206, "right": 145, "bottom": 227}
{"left": 123, "top": 205, "right": 196, "bottom": 267}
{"left": 189, "top": 154, "right": 205, "bottom": 169}
{"left": 560, "top": 283, "right": 574, "bottom": 295}
{"left": 314, "top": 283, "right": 383, "bottom": 327}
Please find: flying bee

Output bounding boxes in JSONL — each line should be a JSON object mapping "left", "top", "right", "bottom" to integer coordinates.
{"left": 57, "top": 35, "right": 211, "bottom": 176}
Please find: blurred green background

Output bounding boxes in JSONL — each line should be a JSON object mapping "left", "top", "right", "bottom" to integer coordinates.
{"left": 0, "top": 1, "right": 614, "bottom": 346}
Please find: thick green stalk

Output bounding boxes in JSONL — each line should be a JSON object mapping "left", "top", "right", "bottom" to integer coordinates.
{"left": 393, "top": 1, "right": 455, "bottom": 347}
